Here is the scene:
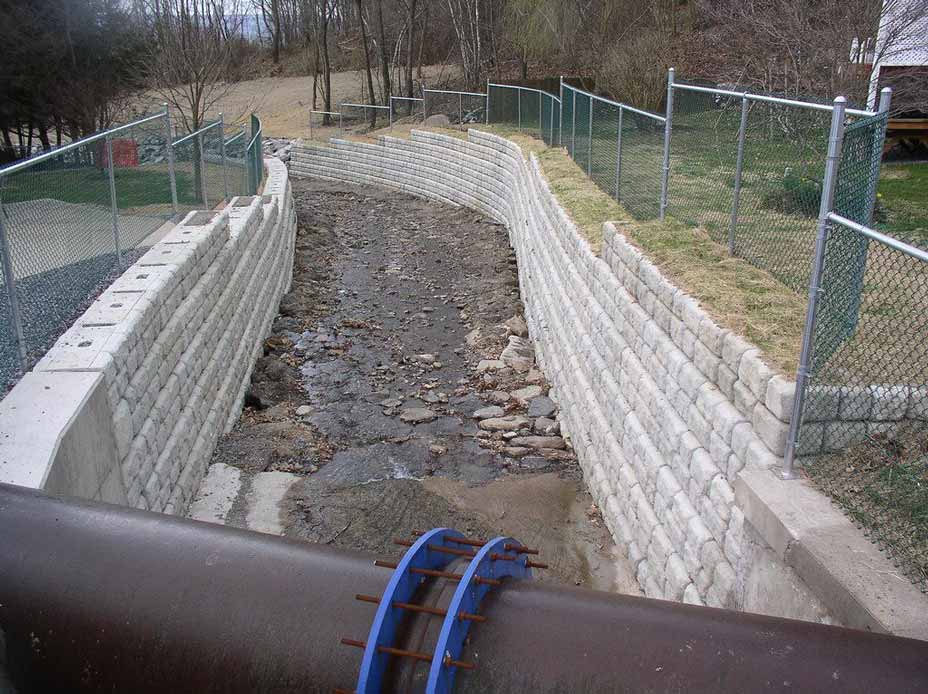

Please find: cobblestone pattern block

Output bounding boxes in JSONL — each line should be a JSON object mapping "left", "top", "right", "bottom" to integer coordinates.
{"left": 289, "top": 132, "right": 790, "bottom": 607}
{"left": 31, "top": 158, "right": 296, "bottom": 515}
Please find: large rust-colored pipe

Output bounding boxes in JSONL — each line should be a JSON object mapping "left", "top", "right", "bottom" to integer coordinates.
{"left": 0, "top": 484, "right": 926, "bottom": 693}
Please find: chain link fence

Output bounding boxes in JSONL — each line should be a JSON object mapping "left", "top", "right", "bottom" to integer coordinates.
{"left": 389, "top": 96, "right": 425, "bottom": 126}
{"left": 486, "top": 84, "right": 560, "bottom": 146}
{"left": 552, "top": 83, "right": 665, "bottom": 220}
{"left": 0, "top": 109, "right": 265, "bottom": 395}
{"left": 339, "top": 103, "right": 391, "bottom": 132}
{"left": 423, "top": 89, "right": 487, "bottom": 130}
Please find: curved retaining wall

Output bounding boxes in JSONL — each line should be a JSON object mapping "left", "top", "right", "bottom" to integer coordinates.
{"left": 289, "top": 132, "right": 821, "bottom": 615}
{"left": 0, "top": 158, "right": 296, "bottom": 515}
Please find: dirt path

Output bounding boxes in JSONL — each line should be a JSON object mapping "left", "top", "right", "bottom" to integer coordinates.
{"left": 203, "top": 178, "right": 639, "bottom": 593}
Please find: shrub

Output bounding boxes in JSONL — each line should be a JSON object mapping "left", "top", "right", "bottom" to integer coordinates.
{"left": 761, "top": 171, "right": 822, "bottom": 217}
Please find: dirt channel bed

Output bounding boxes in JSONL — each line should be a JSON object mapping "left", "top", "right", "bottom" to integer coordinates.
{"left": 208, "top": 178, "right": 639, "bottom": 593}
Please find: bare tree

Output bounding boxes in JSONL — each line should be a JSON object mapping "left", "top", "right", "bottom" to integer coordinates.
{"left": 144, "top": 0, "right": 250, "bottom": 133}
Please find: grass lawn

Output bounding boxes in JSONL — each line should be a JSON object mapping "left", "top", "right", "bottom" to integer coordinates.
{"left": 877, "top": 162, "right": 928, "bottom": 243}
{"left": 0, "top": 163, "right": 237, "bottom": 210}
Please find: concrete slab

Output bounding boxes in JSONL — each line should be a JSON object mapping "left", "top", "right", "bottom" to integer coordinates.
{"left": 245, "top": 471, "right": 300, "bottom": 535}
{"left": 188, "top": 463, "right": 243, "bottom": 525}
{"left": 736, "top": 468, "right": 928, "bottom": 640}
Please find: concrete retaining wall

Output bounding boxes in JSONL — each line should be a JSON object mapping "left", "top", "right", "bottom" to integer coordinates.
{"left": 0, "top": 158, "right": 296, "bottom": 516}
{"left": 288, "top": 132, "right": 829, "bottom": 615}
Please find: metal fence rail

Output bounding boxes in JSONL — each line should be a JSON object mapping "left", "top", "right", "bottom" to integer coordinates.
{"left": 0, "top": 108, "right": 265, "bottom": 394}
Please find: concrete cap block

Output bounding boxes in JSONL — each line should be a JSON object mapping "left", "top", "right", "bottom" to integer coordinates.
{"left": 752, "top": 403, "right": 790, "bottom": 456}
{"left": 0, "top": 371, "right": 103, "bottom": 488}
{"left": 738, "top": 349, "right": 775, "bottom": 402}
{"left": 736, "top": 468, "right": 928, "bottom": 639}
{"left": 869, "top": 385, "right": 908, "bottom": 421}
{"left": 765, "top": 375, "right": 796, "bottom": 422}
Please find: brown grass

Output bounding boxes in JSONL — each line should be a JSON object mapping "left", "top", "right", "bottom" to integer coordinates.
{"left": 495, "top": 130, "right": 803, "bottom": 373}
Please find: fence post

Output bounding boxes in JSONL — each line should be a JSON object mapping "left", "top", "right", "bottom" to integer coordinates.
{"left": 241, "top": 126, "right": 248, "bottom": 195}
{"left": 105, "top": 135, "right": 124, "bottom": 269}
{"left": 518, "top": 89, "right": 522, "bottom": 132}
{"left": 587, "top": 97, "right": 593, "bottom": 177}
{"left": 538, "top": 92, "right": 543, "bottom": 140}
{"left": 865, "top": 87, "right": 893, "bottom": 225}
{"left": 219, "top": 113, "right": 229, "bottom": 202}
{"left": 558, "top": 77, "right": 564, "bottom": 147}
{"left": 197, "top": 130, "right": 209, "bottom": 209}
{"left": 389, "top": 98, "right": 394, "bottom": 130}
{"left": 571, "top": 89, "right": 577, "bottom": 156}
{"left": 486, "top": 81, "right": 490, "bottom": 124}
{"left": 0, "top": 202, "right": 27, "bottom": 369}
{"left": 659, "top": 67, "right": 675, "bottom": 221}
{"left": 549, "top": 95, "right": 555, "bottom": 145}
{"left": 615, "top": 106, "right": 623, "bottom": 201}
{"left": 782, "top": 97, "right": 848, "bottom": 480}
{"left": 163, "top": 104, "right": 179, "bottom": 214}
{"left": 728, "top": 95, "right": 750, "bottom": 255}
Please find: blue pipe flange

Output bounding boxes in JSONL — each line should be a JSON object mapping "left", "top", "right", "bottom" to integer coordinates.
{"left": 355, "top": 527, "right": 465, "bottom": 694}
{"left": 425, "top": 536, "right": 531, "bottom": 694}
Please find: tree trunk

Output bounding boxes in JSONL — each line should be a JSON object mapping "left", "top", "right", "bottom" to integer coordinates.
{"left": 321, "top": 0, "right": 333, "bottom": 123}
{"left": 417, "top": 1, "right": 428, "bottom": 80}
{"left": 272, "top": 0, "right": 281, "bottom": 64}
{"left": 405, "top": 0, "right": 417, "bottom": 114}
{"left": 375, "top": 0, "right": 392, "bottom": 105}
{"left": 355, "top": 0, "right": 378, "bottom": 128}
{"left": 312, "top": 40, "right": 320, "bottom": 111}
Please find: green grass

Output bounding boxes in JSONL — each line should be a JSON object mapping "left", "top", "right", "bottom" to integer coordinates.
{"left": 877, "top": 162, "right": 928, "bottom": 243}
{"left": 1, "top": 165, "right": 213, "bottom": 210}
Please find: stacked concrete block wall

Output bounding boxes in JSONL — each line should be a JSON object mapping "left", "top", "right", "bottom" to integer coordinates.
{"left": 289, "top": 131, "right": 814, "bottom": 610}
{"left": 0, "top": 158, "right": 296, "bottom": 515}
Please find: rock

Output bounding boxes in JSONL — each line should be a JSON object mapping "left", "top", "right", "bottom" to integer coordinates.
{"left": 421, "top": 391, "right": 441, "bottom": 404}
{"left": 527, "top": 396, "right": 556, "bottom": 418}
{"left": 295, "top": 405, "right": 312, "bottom": 416}
{"left": 380, "top": 398, "right": 403, "bottom": 408}
{"left": 465, "top": 328, "right": 481, "bottom": 347}
{"left": 502, "top": 431, "right": 519, "bottom": 440}
{"left": 244, "top": 390, "right": 266, "bottom": 410}
{"left": 504, "top": 446, "right": 531, "bottom": 458}
{"left": 424, "top": 114, "right": 452, "bottom": 127}
{"left": 429, "top": 444, "right": 447, "bottom": 456}
{"left": 399, "top": 408, "right": 437, "bottom": 424}
{"left": 478, "top": 416, "right": 531, "bottom": 432}
{"left": 511, "top": 385, "right": 543, "bottom": 404}
{"left": 472, "top": 405, "right": 505, "bottom": 420}
{"left": 487, "top": 391, "right": 511, "bottom": 405}
{"left": 524, "top": 369, "right": 544, "bottom": 385}
{"left": 412, "top": 353, "right": 437, "bottom": 364}
{"left": 534, "top": 417, "right": 556, "bottom": 434}
{"left": 509, "top": 435, "right": 566, "bottom": 450}
{"left": 504, "top": 315, "right": 528, "bottom": 337}
{"left": 477, "top": 359, "right": 505, "bottom": 372}
{"left": 499, "top": 335, "right": 535, "bottom": 372}
{"left": 517, "top": 456, "right": 550, "bottom": 470}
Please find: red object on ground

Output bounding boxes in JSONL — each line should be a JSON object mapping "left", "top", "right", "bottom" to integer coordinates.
{"left": 99, "top": 138, "right": 139, "bottom": 168}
